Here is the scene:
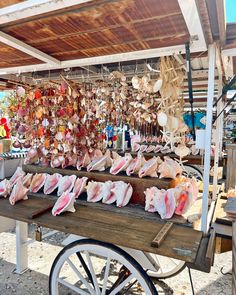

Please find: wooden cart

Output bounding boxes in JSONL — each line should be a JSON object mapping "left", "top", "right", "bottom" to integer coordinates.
{"left": 0, "top": 164, "right": 216, "bottom": 294}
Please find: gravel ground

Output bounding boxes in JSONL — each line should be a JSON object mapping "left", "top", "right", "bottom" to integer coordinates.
{"left": 0, "top": 226, "right": 232, "bottom": 295}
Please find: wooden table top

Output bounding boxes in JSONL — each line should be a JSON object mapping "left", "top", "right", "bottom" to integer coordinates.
{"left": 0, "top": 195, "right": 202, "bottom": 263}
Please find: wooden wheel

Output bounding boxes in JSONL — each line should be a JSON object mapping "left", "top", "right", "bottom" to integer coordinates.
{"left": 145, "top": 253, "right": 186, "bottom": 279}
{"left": 49, "top": 239, "right": 158, "bottom": 294}
{"left": 183, "top": 164, "right": 203, "bottom": 181}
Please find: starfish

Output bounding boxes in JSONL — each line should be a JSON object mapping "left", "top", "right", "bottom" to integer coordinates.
{"left": 161, "top": 130, "right": 181, "bottom": 151}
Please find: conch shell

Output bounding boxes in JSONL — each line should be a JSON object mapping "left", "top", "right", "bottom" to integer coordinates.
{"left": 9, "top": 178, "right": 28, "bottom": 205}
{"left": 52, "top": 191, "right": 76, "bottom": 216}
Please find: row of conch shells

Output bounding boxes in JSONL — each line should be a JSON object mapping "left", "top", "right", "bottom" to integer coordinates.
{"left": 144, "top": 176, "right": 199, "bottom": 219}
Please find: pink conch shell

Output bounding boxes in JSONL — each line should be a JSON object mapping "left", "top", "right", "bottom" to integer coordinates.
{"left": 22, "top": 173, "right": 33, "bottom": 188}
{"left": 138, "top": 157, "right": 158, "bottom": 178}
{"left": 51, "top": 156, "right": 62, "bottom": 168}
{"left": 102, "top": 181, "right": 116, "bottom": 204}
{"left": 146, "top": 145, "right": 155, "bottom": 153}
{"left": 90, "top": 149, "right": 103, "bottom": 160}
{"left": 158, "top": 157, "right": 182, "bottom": 179}
{"left": 112, "top": 151, "right": 121, "bottom": 160}
{"left": 44, "top": 173, "right": 62, "bottom": 195}
{"left": 145, "top": 187, "right": 176, "bottom": 219}
{"left": 144, "top": 187, "right": 160, "bottom": 212}
{"left": 87, "top": 155, "right": 108, "bottom": 172}
{"left": 160, "top": 146, "right": 171, "bottom": 154}
{"left": 110, "top": 153, "right": 132, "bottom": 175}
{"left": 131, "top": 143, "right": 140, "bottom": 152}
{"left": 9, "top": 178, "right": 28, "bottom": 205}
{"left": 140, "top": 145, "right": 147, "bottom": 152}
{"left": 57, "top": 175, "right": 76, "bottom": 196}
{"left": 110, "top": 181, "right": 133, "bottom": 207}
{"left": 104, "top": 150, "right": 112, "bottom": 168}
{"left": 52, "top": 191, "right": 76, "bottom": 216}
{"left": 76, "top": 152, "right": 91, "bottom": 170}
{"left": 30, "top": 173, "right": 47, "bottom": 193}
{"left": 154, "top": 145, "right": 162, "bottom": 153}
{"left": 174, "top": 180, "right": 198, "bottom": 215}
{"left": 175, "top": 144, "right": 190, "bottom": 158}
{"left": 87, "top": 181, "right": 104, "bottom": 202}
{"left": 62, "top": 154, "right": 77, "bottom": 169}
{"left": 9, "top": 167, "right": 26, "bottom": 187}
{"left": 72, "top": 177, "right": 88, "bottom": 198}
{"left": 126, "top": 153, "right": 143, "bottom": 176}
{"left": 0, "top": 179, "right": 11, "bottom": 198}
{"left": 163, "top": 189, "right": 176, "bottom": 219}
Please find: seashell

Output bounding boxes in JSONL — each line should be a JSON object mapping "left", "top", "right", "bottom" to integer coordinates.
{"left": 157, "top": 112, "right": 168, "bottom": 127}
{"left": 141, "top": 74, "right": 150, "bottom": 86}
{"left": 52, "top": 191, "right": 76, "bottom": 216}
{"left": 16, "top": 86, "right": 25, "bottom": 97}
{"left": 55, "top": 132, "right": 65, "bottom": 141}
{"left": 175, "top": 144, "right": 190, "bottom": 158}
{"left": 191, "top": 145, "right": 199, "bottom": 156}
{"left": 131, "top": 75, "right": 140, "bottom": 89}
{"left": 42, "top": 118, "right": 49, "bottom": 127}
{"left": 153, "top": 79, "right": 163, "bottom": 93}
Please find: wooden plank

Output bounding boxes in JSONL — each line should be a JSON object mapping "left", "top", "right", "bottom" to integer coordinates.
{"left": 23, "top": 164, "right": 172, "bottom": 206}
{"left": 116, "top": 150, "right": 226, "bottom": 166}
{"left": 215, "top": 236, "right": 232, "bottom": 254}
{"left": 0, "top": 196, "right": 202, "bottom": 263}
{"left": 30, "top": 192, "right": 191, "bottom": 226}
{"left": 187, "top": 229, "right": 215, "bottom": 273}
{"left": 151, "top": 222, "right": 173, "bottom": 247}
{"left": 224, "top": 197, "right": 236, "bottom": 216}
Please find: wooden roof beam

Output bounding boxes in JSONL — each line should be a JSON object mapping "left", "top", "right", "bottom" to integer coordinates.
{"left": 177, "top": 0, "right": 207, "bottom": 52}
{"left": 0, "top": 31, "right": 60, "bottom": 65}
{"left": 215, "top": 0, "right": 226, "bottom": 46}
{"left": 0, "top": 0, "right": 93, "bottom": 25}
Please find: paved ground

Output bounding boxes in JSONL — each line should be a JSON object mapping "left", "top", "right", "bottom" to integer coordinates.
{"left": 0, "top": 227, "right": 232, "bottom": 295}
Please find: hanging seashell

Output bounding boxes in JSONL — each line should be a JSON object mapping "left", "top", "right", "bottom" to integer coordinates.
{"left": 157, "top": 112, "right": 167, "bottom": 127}
{"left": 16, "top": 86, "right": 26, "bottom": 97}
{"left": 131, "top": 75, "right": 140, "bottom": 90}
{"left": 153, "top": 79, "right": 163, "bottom": 93}
{"left": 175, "top": 144, "right": 190, "bottom": 158}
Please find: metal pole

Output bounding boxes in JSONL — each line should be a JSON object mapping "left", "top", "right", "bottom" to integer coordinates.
{"left": 212, "top": 77, "right": 223, "bottom": 200}
{"left": 185, "top": 43, "right": 196, "bottom": 140}
{"left": 201, "top": 44, "right": 216, "bottom": 234}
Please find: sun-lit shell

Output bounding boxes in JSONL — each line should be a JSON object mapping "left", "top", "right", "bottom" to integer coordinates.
{"left": 157, "top": 112, "right": 168, "bottom": 127}
{"left": 175, "top": 144, "right": 190, "bottom": 158}
{"left": 153, "top": 79, "right": 163, "bottom": 93}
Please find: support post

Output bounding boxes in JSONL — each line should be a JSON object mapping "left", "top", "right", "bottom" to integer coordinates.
{"left": 212, "top": 77, "right": 223, "bottom": 200}
{"left": 14, "top": 221, "right": 28, "bottom": 274}
{"left": 201, "top": 44, "right": 216, "bottom": 234}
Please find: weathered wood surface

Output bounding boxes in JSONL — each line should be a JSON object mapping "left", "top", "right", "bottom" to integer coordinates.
{"left": 30, "top": 192, "right": 191, "bottom": 226}
{"left": 224, "top": 197, "right": 236, "bottom": 294}
{"left": 0, "top": 196, "right": 202, "bottom": 263}
{"left": 116, "top": 150, "right": 226, "bottom": 166}
{"left": 226, "top": 145, "right": 236, "bottom": 191}
{"left": 23, "top": 164, "right": 172, "bottom": 206}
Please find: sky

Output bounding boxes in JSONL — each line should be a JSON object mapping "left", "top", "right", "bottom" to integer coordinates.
{"left": 226, "top": 0, "right": 236, "bottom": 22}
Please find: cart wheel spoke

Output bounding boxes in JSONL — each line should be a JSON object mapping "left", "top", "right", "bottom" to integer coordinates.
{"left": 85, "top": 250, "right": 101, "bottom": 295}
{"left": 101, "top": 256, "right": 111, "bottom": 295}
{"left": 76, "top": 252, "right": 94, "bottom": 286}
{"left": 57, "top": 277, "right": 90, "bottom": 295}
{"left": 109, "top": 274, "right": 135, "bottom": 295}
{"left": 66, "top": 257, "right": 95, "bottom": 294}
